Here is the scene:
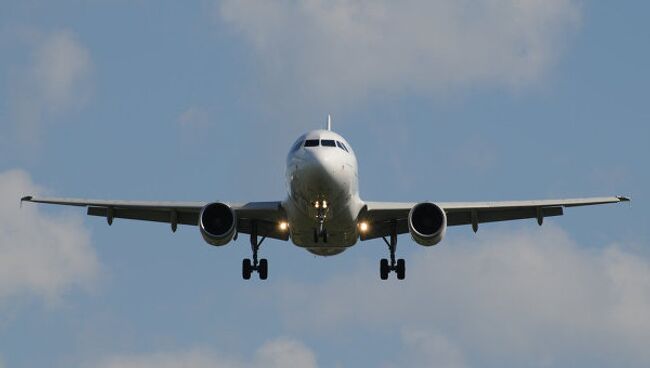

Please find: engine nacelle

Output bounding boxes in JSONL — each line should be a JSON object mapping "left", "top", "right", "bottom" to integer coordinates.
{"left": 408, "top": 202, "right": 447, "bottom": 246}
{"left": 199, "top": 202, "right": 237, "bottom": 246}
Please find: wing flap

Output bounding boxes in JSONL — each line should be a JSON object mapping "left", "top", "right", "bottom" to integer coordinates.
{"left": 87, "top": 206, "right": 199, "bottom": 226}
{"left": 446, "top": 206, "right": 563, "bottom": 226}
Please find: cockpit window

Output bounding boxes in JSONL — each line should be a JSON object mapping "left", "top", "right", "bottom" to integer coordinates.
{"left": 304, "top": 139, "right": 319, "bottom": 147}
{"left": 321, "top": 139, "right": 336, "bottom": 147}
{"left": 337, "top": 141, "right": 349, "bottom": 152}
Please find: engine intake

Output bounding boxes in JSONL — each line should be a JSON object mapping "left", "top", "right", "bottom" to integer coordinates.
{"left": 408, "top": 202, "right": 447, "bottom": 246}
{"left": 199, "top": 202, "right": 237, "bottom": 246}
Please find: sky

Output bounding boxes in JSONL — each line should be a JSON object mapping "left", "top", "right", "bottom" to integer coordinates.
{"left": 0, "top": 0, "right": 649, "bottom": 367}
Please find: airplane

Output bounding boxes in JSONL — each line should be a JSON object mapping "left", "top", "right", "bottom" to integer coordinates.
{"left": 21, "top": 116, "right": 629, "bottom": 280}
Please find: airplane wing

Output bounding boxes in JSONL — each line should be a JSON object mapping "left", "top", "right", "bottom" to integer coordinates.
{"left": 359, "top": 196, "right": 630, "bottom": 241}
{"left": 20, "top": 196, "right": 289, "bottom": 241}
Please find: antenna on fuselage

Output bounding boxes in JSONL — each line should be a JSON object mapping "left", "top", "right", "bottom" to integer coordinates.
{"left": 327, "top": 114, "right": 332, "bottom": 131}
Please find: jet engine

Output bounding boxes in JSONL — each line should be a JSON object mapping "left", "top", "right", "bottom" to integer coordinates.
{"left": 199, "top": 202, "right": 237, "bottom": 246}
{"left": 408, "top": 202, "right": 447, "bottom": 246}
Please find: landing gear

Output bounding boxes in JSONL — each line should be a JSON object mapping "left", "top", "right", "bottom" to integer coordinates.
{"left": 396, "top": 259, "right": 405, "bottom": 280}
{"left": 313, "top": 203, "right": 328, "bottom": 243}
{"left": 313, "top": 227, "right": 328, "bottom": 243}
{"left": 243, "top": 222, "right": 268, "bottom": 280}
{"left": 242, "top": 258, "right": 252, "bottom": 279}
{"left": 380, "top": 222, "right": 406, "bottom": 280}
{"left": 380, "top": 258, "right": 389, "bottom": 280}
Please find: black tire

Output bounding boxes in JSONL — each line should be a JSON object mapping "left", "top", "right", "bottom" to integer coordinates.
{"left": 258, "top": 258, "right": 268, "bottom": 280}
{"left": 380, "top": 258, "right": 389, "bottom": 280}
{"left": 313, "top": 228, "right": 319, "bottom": 243}
{"left": 322, "top": 230, "right": 328, "bottom": 243}
{"left": 396, "top": 259, "right": 406, "bottom": 280}
{"left": 242, "top": 258, "right": 252, "bottom": 280}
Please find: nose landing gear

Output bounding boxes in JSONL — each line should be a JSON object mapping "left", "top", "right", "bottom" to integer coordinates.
{"left": 313, "top": 229, "right": 329, "bottom": 243}
{"left": 380, "top": 222, "right": 405, "bottom": 280}
{"left": 313, "top": 222, "right": 328, "bottom": 243}
{"left": 313, "top": 200, "right": 328, "bottom": 243}
{"left": 242, "top": 222, "right": 268, "bottom": 280}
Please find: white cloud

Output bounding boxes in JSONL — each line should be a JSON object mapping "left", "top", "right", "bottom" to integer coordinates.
{"left": 92, "top": 349, "right": 232, "bottom": 368}
{"left": 0, "top": 169, "right": 99, "bottom": 302}
{"left": 31, "top": 30, "right": 92, "bottom": 110}
{"left": 270, "top": 226, "right": 650, "bottom": 366}
{"left": 92, "top": 337, "right": 318, "bottom": 368}
{"left": 454, "top": 136, "right": 499, "bottom": 173}
{"left": 178, "top": 105, "right": 213, "bottom": 145}
{"left": 391, "top": 329, "right": 467, "bottom": 368}
{"left": 255, "top": 338, "right": 318, "bottom": 368}
{"left": 179, "top": 106, "right": 210, "bottom": 130}
{"left": 8, "top": 29, "right": 92, "bottom": 145}
{"left": 218, "top": 0, "right": 581, "bottom": 105}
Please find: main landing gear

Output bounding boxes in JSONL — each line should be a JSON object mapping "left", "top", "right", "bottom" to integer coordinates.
{"left": 380, "top": 223, "right": 405, "bottom": 280}
{"left": 243, "top": 222, "right": 268, "bottom": 280}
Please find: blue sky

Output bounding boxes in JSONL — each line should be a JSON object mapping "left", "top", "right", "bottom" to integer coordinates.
{"left": 1, "top": 1, "right": 648, "bottom": 367}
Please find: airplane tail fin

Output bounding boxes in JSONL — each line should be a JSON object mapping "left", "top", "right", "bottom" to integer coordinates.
{"left": 327, "top": 114, "right": 332, "bottom": 131}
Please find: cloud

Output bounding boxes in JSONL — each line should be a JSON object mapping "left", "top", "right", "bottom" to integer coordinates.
{"left": 392, "top": 329, "right": 468, "bottom": 368}
{"left": 92, "top": 337, "right": 318, "bottom": 368}
{"left": 218, "top": 0, "right": 581, "bottom": 105}
{"left": 255, "top": 338, "right": 318, "bottom": 368}
{"left": 179, "top": 106, "right": 211, "bottom": 130}
{"left": 0, "top": 169, "right": 99, "bottom": 302}
{"left": 454, "top": 136, "right": 499, "bottom": 173}
{"left": 8, "top": 29, "right": 92, "bottom": 145}
{"left": 177, "top": 105, "right": 212, "bottom": 145}
{"left": 31, "top": 30, "right": 92, "bottom": 110}
{"left": 270, "top": 226, "right": 650, "bottom": 366}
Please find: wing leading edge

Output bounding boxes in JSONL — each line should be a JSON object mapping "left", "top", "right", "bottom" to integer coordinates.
{"left": 20, "top": 196, "right": 289, "bottom": 241}
{"left": 360, "top": 196, "right": 630, "bottom": 241}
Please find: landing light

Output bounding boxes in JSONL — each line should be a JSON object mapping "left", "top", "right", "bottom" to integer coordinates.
{"left": 279, "top": 221, "right": 289, "bottom": 231}
{"left": 322, "top": 200, "right": 328, "bottom": 209}
{"left": 359, "top": 222, "right": 369, "bottom": 232}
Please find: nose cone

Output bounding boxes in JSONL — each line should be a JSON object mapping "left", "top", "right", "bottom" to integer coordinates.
{"left": 302, "top": 148, "right": 344, "bottom": 188}
{"left": 312, "top": 148, "right": 340, "bottom": 170}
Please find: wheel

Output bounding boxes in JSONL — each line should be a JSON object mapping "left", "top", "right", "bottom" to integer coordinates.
{"left": 380, "top": 258, "right": 389, "bottom": 280}
{"left": 258, "top": 258, "right": 268, "bottom": 280}
{"left": 322, "top": 230, "right": 328, "bottom": 243}
{"left": 313, "top": 228, "right": 319, "bottom": 243}
{"left": 242, "top": 258, "right": 252, "bottom": 280}
{"left": 396, "top": 259, "right": 406, "bottom": 280}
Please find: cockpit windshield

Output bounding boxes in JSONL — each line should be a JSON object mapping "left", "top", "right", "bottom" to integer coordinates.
{"left": 321, "top": 139, "right": 336, "bottom": 147}
{"left": 304, "top": 139, "right": 319, "bottom": 147}
{"left": 297, "top": 138, "right": 350, "bottom": 153}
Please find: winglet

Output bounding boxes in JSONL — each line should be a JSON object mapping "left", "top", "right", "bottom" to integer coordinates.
{"left": 327, "top": 114, "right": 332, "bottom": 131}
{"left": 617, "top": 195, "right": 631, "bottom": 202}
{"left": 20, "top": 195, "right": 33, "bottom": 208}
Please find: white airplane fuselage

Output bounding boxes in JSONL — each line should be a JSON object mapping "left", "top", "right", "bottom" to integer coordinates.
{"left": 283, "top": 129, "right": 364, "bottom": 256}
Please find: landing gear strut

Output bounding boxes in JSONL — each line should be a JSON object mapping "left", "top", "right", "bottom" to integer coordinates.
{"left": 242, "top": 222, "right": 268, "bottom": 280}
{"left": 313, "top": 202, "right": 328, "bottom": 243}
{"left": 380, "top": 222, "right": 405, "bottom": 280}
{"left": 313, "top": 227, "right": 328, "bottom": 243}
